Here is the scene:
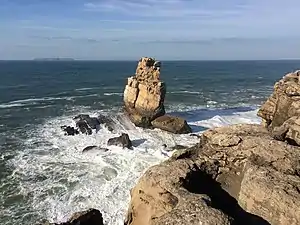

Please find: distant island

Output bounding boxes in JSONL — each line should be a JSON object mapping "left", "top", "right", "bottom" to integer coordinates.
{"left": 33, "top": 58, "right": 75, "bottom": 61}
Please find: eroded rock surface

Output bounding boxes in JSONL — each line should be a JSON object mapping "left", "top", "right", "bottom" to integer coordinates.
{"left": 123, "top": 57, "right": 192, "bottom": 133}
{"left": 125, "top": 124, "right": 300, "bottom": 225}
{"left": 124, "top": 57, "right": 166, "bottom": 125}
{"left": 258, "top": 70, "right": 300, "bottom": 145}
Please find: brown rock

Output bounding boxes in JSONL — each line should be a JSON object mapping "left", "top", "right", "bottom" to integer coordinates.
{"left": 124, "top": 57, "right": 166, "bottom": 125}
{"left": 151, "top": 115, "right": 192, "bottom": 134}
{"left": 257, "top": 70, "right": 300, "bottom": 145}
{"left": 41, "top": 209, "right": 104, "bottom": 225}
{"left": 123, "top": 57, "right": 192, "bottom": 133}
{"left": 125, "top": 124, "right": 300, "bottom": 225}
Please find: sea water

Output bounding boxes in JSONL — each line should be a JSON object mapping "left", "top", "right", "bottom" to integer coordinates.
{"left": 0, "top": 60, "right": 299, "bottom": 224}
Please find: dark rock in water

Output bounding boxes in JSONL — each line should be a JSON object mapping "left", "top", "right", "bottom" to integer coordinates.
{"left": 82, "top": 146, "right": 109, "bottom": 153}
{"left": 76, "top": 120, "right": 93, "bottom": 135}
{"left": 98, "top": 114, "right": 114, "bottom": 132}
{"left": 61, "top": 125, "right": 79, "bottom": 136}
{"left": 74, "top": 114, "right": 100, "bottom": 129}
{"left": 73, "top": 114, "right": 115, "bottom": 134}
{"left": 107, "top": 133, "right": 132, "bottom": 149}
{"left": 41, "top": 208, "right": 104, "bottom": 225}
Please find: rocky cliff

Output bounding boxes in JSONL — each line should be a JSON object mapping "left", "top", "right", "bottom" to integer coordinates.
{"left": 124, "top": 70, "right": 300, "bottom": 225}
{"left": 123, "top": 57, "right": 191, "bottom": 134}
{"left": 258, "top": 70, "right": 300, "bottom": 145}
{"left": 125, "top": 124, "right": 300, "bottom": 225}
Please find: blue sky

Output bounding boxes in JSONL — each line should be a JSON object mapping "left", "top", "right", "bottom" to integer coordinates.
{"left": 0, "top": 0, "right": 299, "bottom": 60}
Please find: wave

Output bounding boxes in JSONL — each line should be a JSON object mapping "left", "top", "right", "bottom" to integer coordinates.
{"left": 75, "top": 87, "right": 99, "bottom": 91}
{"left": 168, "top": 90, "right": 202, "bottom": 95}
{"left": 104, "top": 93, "right": 123, "bottom": 96}
{"left": 0, "top": 95, "right": 101, "bottom": 109}
{"left": 0, "top": 103, "right": 25, "bottom": 109}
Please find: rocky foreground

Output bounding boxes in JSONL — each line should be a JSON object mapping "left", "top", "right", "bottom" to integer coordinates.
{"left": 42, "top": 63, "right": 300, "bottom": 225}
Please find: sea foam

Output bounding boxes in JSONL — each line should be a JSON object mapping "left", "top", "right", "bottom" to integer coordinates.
{"left": 9, "top": 107, "right": 260, "bottom": 225}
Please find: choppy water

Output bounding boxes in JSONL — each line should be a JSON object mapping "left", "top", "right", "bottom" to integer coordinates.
{"left": 0, "top": 60, "right": 299, "bottom": 224}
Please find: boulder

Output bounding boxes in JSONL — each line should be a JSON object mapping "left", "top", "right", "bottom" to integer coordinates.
{"left": 74, "top": 114, "right": 100, "bottom": 130}
{"left": 151, "top": 115, "right": 192, "bottom": 134}
{"left": 107, "top": 133, "right": 133, "bottom": 149}
{"left": 125, "top": 124, "right": 300, "bottom": 225}
{"left": 124, "top": 57, "right": 166, "bottom": 126}
{"left": 41, "top": 208, "right": 104, "bottom": 225}
{"left": 76, "top": 120, "right": 93, "bottom": 135}
{"left": 257, "top": 70, "right": 300, "bottom": 145}
{"left": 61, "top": 126, "right": 79, "bottom": 136}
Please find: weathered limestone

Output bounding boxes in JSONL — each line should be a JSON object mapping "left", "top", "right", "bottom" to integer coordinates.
{"left": 124, "top": 57, "right": 192, "bottom": 133}
{"left": 124, "top": 57, "right": 166, "bottom": 126}
{"left": 258, "top": 70, "right": 300, "bottom": 145}
{"left": 125, "top": 124, "right": 300, "bottom": 225}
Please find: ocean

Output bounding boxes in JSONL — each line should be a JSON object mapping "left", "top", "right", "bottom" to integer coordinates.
{"left": 0, "top": 60, "right": 299, "bottom": 225}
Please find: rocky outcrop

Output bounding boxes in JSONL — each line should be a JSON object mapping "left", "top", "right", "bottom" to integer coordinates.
{"left": 123, "top": 57, "right": 192, "bottom": 133}
{"left": 124, "top": 57, "right": 166, "bottom": 125}
{"left": 107, "top": 133, "right": 133, "bottom": 149}
{"left": 258, "top": 70, "right": 300, "bottom": 145}
{"left": 125, "top": 124, "right": 300, "bottom": 225}
{"left": 41, "top": 209, "right": 104, "bottom": 225}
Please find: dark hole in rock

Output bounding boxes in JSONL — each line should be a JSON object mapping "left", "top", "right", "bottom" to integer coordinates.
{"left": 286, "top": 138, "right": 299, "bottom": 146}
{"left": 182, "top": 167, "right": 271, "bottom": 225}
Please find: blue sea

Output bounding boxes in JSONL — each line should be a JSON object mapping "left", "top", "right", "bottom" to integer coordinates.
{"left": 0, "top": 60, "right": 299, "bottom": 225}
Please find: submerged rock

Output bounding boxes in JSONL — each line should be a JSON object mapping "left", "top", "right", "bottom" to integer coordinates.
{"left": 107, "top": 133, "right": 133, "bottom": 149}
{"left": 82, "top": 146, "right": 109, "bottom": 153}
{"left": 41, "top": 208, "right": 104, "bottom": 225}
{"left": 125, "top": 124, "right": 300, "bottom": 225}
{"left": 123, "top": 57, "right": 191, "bottom": 133}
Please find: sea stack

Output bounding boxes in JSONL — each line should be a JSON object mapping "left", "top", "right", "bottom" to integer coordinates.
{"left": 123, "top": 57, "right": 192, "bottom": 134}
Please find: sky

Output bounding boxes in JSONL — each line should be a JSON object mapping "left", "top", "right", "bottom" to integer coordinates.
{"left": 0, "top": 0, "right": 300, "bottom": 60}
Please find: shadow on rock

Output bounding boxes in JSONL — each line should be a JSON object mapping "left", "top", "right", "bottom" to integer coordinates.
{"left": 183, "top": 167, "right": 271, "bottom": 225}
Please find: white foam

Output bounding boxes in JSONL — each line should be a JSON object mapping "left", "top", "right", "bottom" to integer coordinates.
{"left": 0, "top": 103, "right": 25, "bottom": 108}
{"left": 10, "top": 109, "right": 198, "bottom": 225}
{"left": 9, "top": 107, "right": 260, "bottom": 225}
{"left": 191, "top": 109, "right": 261, "bottom": 129}
{"left": 104, "top": 93, "right": 123, "bottom": 96}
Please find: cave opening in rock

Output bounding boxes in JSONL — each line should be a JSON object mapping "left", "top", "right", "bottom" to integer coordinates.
{"left": 182, "top": 167, "right": 271, "bottom": 225}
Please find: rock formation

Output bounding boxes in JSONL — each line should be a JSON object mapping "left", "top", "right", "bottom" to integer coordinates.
{"left": 123, "top": 57, "right": 192, "bottom": 134}
{"left": 258, "top": 70, "right": 300, "bottom": 145}
{"left": 107, "top": 133, "right": 133, "bottom": 149}
{"left": 41, "top": 208, "right": 104, "bottom": 225}
{"left": 124, "top": 57, "right": 166, "bottom": 127}
{"left": 125, "top": 124, "right": 300, "bottom": 225}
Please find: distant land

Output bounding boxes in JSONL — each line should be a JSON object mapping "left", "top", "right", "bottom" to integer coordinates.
{"left": 33, "top": 58, "right": 75, "bottom": 61}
